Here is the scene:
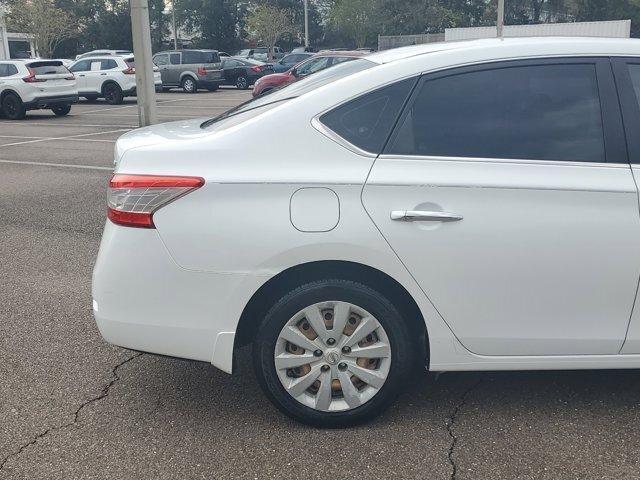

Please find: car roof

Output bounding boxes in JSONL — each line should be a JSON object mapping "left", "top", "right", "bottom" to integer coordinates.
{"left": 367, "top": 36, "right": 640, "bottom": 65}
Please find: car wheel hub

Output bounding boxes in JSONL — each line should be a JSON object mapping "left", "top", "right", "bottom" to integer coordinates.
{"left": 274, "top": 301, "right": 391, "bottom": 412}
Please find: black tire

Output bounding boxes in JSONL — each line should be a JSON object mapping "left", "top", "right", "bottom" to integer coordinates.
{"left": 253, "top": 279, "right": 414, "bottom": 428}
{"left": 181, "top": 76, "right": 197, "bottom": 93}
{"left": 103, "top": 83, "right": 123, "bottom": 105}
{"left": 84, "top": 95, "right": 98, "bottom": 102}
{"left": 2, "top": 93, "right": 26, "bottom": 120}
{"left": 235, "top": 76, "right": 249, "bottom": 90}
{"left": 51, "top": 104, "right": 71, "bottom": 116}
{"left": 206, "top": 84, "right": 219, "bottom": 92}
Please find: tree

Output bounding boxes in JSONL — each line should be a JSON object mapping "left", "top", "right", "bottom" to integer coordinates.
{"left": 175, "top": 0, "right": 247, "bottom": 52}
{"left": 246, "top": 4, "right": 296, "bottom": 58}
{"left": 5, "top": 0, "right": 77, "bottom": 57}
{"left": 327, "top": 0, "right": 381, "bottom": 48}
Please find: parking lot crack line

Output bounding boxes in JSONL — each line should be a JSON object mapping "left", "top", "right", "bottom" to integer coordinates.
{"left": 0, "top": 352, "right": 144, "bottom": 472}
{"left": 445, "top": 377, "right": 483, "bottom": 480}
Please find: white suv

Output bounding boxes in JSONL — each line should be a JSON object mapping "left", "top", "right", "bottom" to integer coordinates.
{"left": 68, "top": 56, "right": 162, "bottom": 104}
{"left": 0, "top": 60, "right": 78, "bottom": 120}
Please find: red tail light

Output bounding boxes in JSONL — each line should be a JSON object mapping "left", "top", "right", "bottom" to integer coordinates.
{"left": 22, "top": 67, "right": 45, "bottom": 83}
{"left": 107, "top": 174, "right": 205, "bottom": 228}
{"left": 197, "top": 66, "right": 206, "bottom": 76}
{"left": 123, "top": 66, "right": 136, "bottom": 75}
{"left": 251, "top": 66, "right": 261, "bottom": 73}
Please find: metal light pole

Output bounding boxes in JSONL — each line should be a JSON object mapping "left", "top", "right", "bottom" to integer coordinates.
{"left": 303, "top": 0, "right": 309, "bottom": 48}
{"left": 497, "top": 0, "right": 505, "bottom": 38}
{"left": 130, "top": 0, "right": 158, "bottom": 126}
{"left": 171, "top": 0, "right": 178, "bottom": 50}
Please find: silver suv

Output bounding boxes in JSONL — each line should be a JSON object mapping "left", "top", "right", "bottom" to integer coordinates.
{"left": 152, "top": 49, "right": 223, "bottom": 93}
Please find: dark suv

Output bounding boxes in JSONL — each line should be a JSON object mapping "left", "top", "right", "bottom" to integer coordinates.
{"left": 152, "top": 49, "right": 223, "bottom": 93}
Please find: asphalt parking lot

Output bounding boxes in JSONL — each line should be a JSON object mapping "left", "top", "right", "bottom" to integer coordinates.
{"left": 2, "top": 88, "right": 640, "bottom": 480}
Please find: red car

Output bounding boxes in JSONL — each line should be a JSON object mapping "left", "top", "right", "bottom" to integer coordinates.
{"left": 252, "top": 51, "right": 366, "bottom": 97}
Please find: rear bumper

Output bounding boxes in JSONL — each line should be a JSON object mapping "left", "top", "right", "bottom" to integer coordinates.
{"left": 24, "top": 94, "right": 79, "bottom": 110}
{"left": 92, "top": 221, "right": 269, "bottom": 373}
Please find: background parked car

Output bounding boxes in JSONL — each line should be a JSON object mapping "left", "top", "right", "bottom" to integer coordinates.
{"left": 69, "top": 55, "right": 161, "bottom": 104}
{"left": 270, "top": 52, "right": 313, "bottom": 73}
{"left": 75, "top": 50, "right": 132, "bottom": 60}
{"left": 153, "top": 49, "right": 223, "bottom": 93}
{"left": 220, "top": 57, "right": 274, "bottom": 89}
{"left": 237, "top": 47, "right": 285, "bottom": 62}
{"left": 0, "top": 60, "right": 78, "bottom": 120}
{"left": 291, "top": 46, "right": 317, "bottom": 53}
{"left": 252, "top": 51, "right": 365, "bottom": 97}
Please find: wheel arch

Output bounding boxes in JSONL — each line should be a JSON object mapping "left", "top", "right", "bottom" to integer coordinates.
{"left": 0, "top": 88, "right": 22, "bottom": 102}
{"left": 101, "top": 80, "right": 121, "bottom": 95}
{"left": 235, "top": 260, "right": 429, "bottom": 367}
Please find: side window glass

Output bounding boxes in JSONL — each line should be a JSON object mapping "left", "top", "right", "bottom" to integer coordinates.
{"left": 70, "top": 60, "right": 89, "bottom": 72}
{"left": 154, "top": 55, "right": 168, "bottom": 66}
{"left": 90, "top": 61, "right": 102, "bottom": 71}
{"left": 320, "top": 77, "right": 416, "bottom": 154}
{"left": 627, "top": 64, "right": 640, "bottom": 107}
{"left": 170, "top": 53, "right": 181, "bottom": 65}
{"left": 388, "top": 63, "right": 605, "bottom": 163}
{"left": 8, "top": 64, "right": 17, "bottom": 76}
{"left": 182, "top": 51, "right": 201, "bottom": 64}
{"left": 0, "top": 65, "right": 7, "bottom": 77}
{"left": 101, "top": 59, "right": 117, "bottom": 70}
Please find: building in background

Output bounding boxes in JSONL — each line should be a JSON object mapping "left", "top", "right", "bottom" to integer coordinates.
{"left": 0, "top": 9, "right": 36, "bottom": 60}
{"left": 378, "top": 20, "right": 631, "bottom": 51}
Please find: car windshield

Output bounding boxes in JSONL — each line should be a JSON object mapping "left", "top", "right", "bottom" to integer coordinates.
{"left": 244, "top": 58, "right": 265, "bottom": 66}
{"left": 200, "top": 58, "right": 376, "bottom": 129}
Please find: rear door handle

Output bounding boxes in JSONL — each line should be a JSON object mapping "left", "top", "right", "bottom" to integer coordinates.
{"left": 391, "top": 210, "right": 463, "bottom": 222}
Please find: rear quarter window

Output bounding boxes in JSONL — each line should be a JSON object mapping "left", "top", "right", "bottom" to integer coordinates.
{"left": 319, "top": 77, "right": 417, "bottom": 154}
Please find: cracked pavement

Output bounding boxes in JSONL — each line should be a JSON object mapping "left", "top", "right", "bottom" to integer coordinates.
{"left": 2, "top": 91, "right": 640, "bottom": 479}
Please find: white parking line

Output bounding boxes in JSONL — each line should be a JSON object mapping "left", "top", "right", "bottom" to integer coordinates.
{"left": 76, "top": 98, "right": 191, "bottom": 115}
{"left": 0, "top": 128, "right": 130, "bottom": 147}
{"left": 0, "top": 159, "right": 112, "bottom": 170}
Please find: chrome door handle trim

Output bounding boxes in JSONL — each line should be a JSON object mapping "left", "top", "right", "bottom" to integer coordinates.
{"left": 390, "top": 210, "right": 463, "bottom": 222}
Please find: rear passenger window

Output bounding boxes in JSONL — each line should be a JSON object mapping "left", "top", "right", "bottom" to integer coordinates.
{"left": 170, "top": 53, "right": 181, "bottom": 65}
{"left": 320, "top": 78, "right": 416, "bottom": 154}
{"left": 388, "top": 63, "right": 605, "bottom": 162}
{"left": 100, "top": 59, "right": 117, "bottom": 70}
{"left": 182, "top": 51, "right": 202, "bottom": 64}
{"left": 628, "top": 64, "right": 640, "bottom": 107}
{"left": 0, "top": 65, "right": 7, "bottom": 77}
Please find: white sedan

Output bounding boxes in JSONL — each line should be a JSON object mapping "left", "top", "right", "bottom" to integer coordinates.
{"left": 93, "top": 37, "right": 640, "bottom": 426}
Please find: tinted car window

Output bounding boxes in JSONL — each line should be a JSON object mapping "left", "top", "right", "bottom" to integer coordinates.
{"left": 296, "top": 57, "right": 331, "bottom": 76}
{"left": 100, "top": 59, "right": 118, "bottom": 70}
{"left": 170, "top": 53, "right": 181, "bottom": 65}
{"left": 26, "top": 62, "right": 68, "bottom": 75}
{"left": 320, "top": 78, "right": 416, "bottom": 153}
{"left": 0, "top": 64, "right": 18, "bottom": 76}
{"left": 389, "top": 63, "right": 605, "bottom": 162}
{"left": 182, "top": 51, "right": 202, "bottom": 64}
{"left": 628, "top": 64, "right": 640, "bottom": 108}
{"left": 201, "top": 51, "right": 219, "bottom": 63}
{"left": 70, "top": 60, "right": 91, "bottom": 72}
{"left": 154, "top": 54, "right": 168, "bottom": 66}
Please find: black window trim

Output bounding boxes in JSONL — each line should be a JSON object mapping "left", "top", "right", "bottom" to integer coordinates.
{"left": 611, "top": 57, "right": 640, "bottom": 164}
{"left": 382, "top": 57, "right": 628, "bottom": 165}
